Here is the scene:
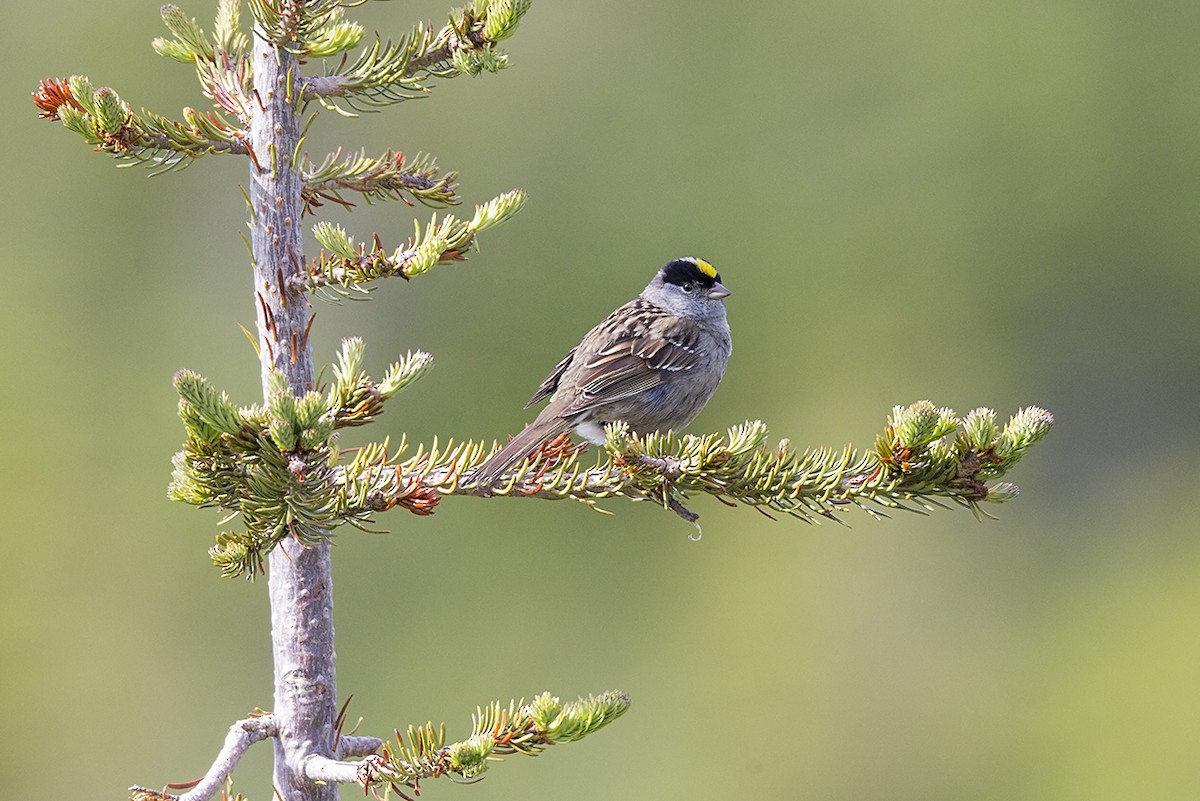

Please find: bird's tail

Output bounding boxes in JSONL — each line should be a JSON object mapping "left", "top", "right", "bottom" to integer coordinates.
{"left": 472, "top": 415, "right": 573, "bottom": 487}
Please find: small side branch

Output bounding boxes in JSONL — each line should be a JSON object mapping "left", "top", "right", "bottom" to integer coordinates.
{"left": 364, "top": 691, "right": 630, "bottom": 789}
{"left": 299, "top": 0, "right": 530, "bottom": 112}
{"left": 301, "top": 149, "right": 460, "bottom": 215}
{"left": 305, "top": 754, "right": 387, "bottom": 785}
{"left": 129, "top": 715, "right": 278, "bottom": 801}
{"left": 34, "top": 77, "right": 249, "bottom": 173}
{"left": 295, "top": 190, "right": 525, "bottom": 294}
{"left": 299, "top": 235, "right": 459, "bottom": 292}
{"left": 152, "top": 6, "right": 254, "bottom": 123}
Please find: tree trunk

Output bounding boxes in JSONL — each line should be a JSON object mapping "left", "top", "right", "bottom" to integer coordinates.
{"left": 249, "top": 30, "right": 338, "bottom": 801}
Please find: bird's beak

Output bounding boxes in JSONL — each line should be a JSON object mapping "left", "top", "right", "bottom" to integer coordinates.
{"left": 706, "top": 283, "right": 731, "bottom": 300}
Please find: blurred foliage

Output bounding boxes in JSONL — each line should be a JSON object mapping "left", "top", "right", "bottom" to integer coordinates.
{"left": 4, "top": 1, "right": 1199, "bottom": 800}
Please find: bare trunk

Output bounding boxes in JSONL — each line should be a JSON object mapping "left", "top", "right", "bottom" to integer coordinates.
{"left": 249, "top": 31, "right": 338, "bottom": 801}
{"left": 266, "top": 541, "right": 337, "bottom": 800}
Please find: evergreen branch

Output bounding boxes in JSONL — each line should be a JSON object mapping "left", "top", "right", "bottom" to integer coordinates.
{"left": 326, "top": 337, "right": 435, "bottom": 428}
{"left": 171, "top": 367, "right": 345, "bottom": 576}
{"left": 153, "top": 3, "right": 215, "bottom": 63}
{"left": 33, "top": 76, "right": 249, "bottom": 172}
{"left": 344, "top": 402, "right": 1054, "bottom": 532}
{"left": 139, "top": 690, "right": 629, "bottom": 797}
{"left": 301, "top": 36, "right": 432, "bottom": 112}
{"left": 245, "top": 0, "right": 364, "bottom": 57}
{"left": 213, "top": 0, "right": 250, "bottom": 57}
{"left": 153, "top": 2, "right": 249, "bottom": 64}
{"left": 300, "top": 0, "right": 531, "bottom": 113}
{"left": 177, "top": 348, "right": 1053, "bottom": 574}
{"left": 32, "top": 5, "right": 255, "bottom": 167}
{"left": 298, "top": 189, "right": 526, "bottom": 295}
{"left": 171, "top": 341, "right": 434, "bottom": 576}
{"left": 154, "top": 4, "right": 254, "bottom": 123}
{"left": 301, "top": 149, "right": 460, "bottom": 214}
{"left": 357, "top": 691, "right": 630, "bottom": 791}
{"left": 173, "top": 344, "right": 1052, "bottom": 575}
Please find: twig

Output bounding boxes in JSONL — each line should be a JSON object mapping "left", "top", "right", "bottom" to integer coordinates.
{"left": 129, "top": 715, "right": 278, "bottom": 801}
{"left": 305, "top": 753, "right": 387, "bottom": 785}
{"left": 299, "top": 29, "right": 488, "bottom": 102}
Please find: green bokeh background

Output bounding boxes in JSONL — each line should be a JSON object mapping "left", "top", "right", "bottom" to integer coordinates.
{"left": 5, "top": 1, "right": 1199, "bottom": 799}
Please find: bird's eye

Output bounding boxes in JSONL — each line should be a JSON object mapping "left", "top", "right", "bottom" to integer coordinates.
{"left": 681, "top": 282, "right": 694, "bottom": 293}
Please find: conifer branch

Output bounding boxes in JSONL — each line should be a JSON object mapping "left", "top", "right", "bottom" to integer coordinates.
{"left": 297, "top": 189, "right": 526, "bottom": 295}
{"left": 301, "top": 149, "right": 460, "bottom": 214}
{"left": 244, "top": 0, "right": 365, "bottom": 57}
{"left": 154, "top": 1, "right": 254, "bottom": 123}
{"left": 358, "top": 402, "right": 1055, "bottom": 530}
{"left": 170, "top": 340, "right": 436, "bottom": 577}
{"left": 153, "top": 2, "right": 250, "bottom": 65}
{"left": 170, "top": 340, "right": 1054, "bottom": 576}
{"left": 131, "top": 690, "right": 629, "bottom": 799}
{"left": 299, "top": 0, "right": 531, "bottom": 113}
{"left": 359, "top": 691, "right": 630, "bottom": 791}
{"left": 32, "top": 5, "right": 256, "bottom": 170}
{"left": 33, "top": 76, "right": 249, "bottom": 172}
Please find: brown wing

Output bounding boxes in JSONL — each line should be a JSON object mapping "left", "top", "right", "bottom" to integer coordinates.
{"left": 524, "top": 299, "right": 705, "bottom": 417}
{"left": 564, "top": 324, "right": 705, "bottom": 416}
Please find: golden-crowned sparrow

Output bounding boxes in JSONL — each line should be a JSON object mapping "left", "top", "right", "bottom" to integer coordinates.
{"left": 474, "top": 257, "right": 732, "bottom": 485}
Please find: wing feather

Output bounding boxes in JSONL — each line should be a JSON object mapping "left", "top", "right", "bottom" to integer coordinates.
{"left": 525, "top": 299, "right": 706, "bottom": 418}
{"left": 567, "top": 325, "right": 703, "bottom": 415}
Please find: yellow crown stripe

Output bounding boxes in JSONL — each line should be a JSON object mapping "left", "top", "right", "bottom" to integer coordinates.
{"left": 692, "top": 258, "right": 718, "bottom": 279}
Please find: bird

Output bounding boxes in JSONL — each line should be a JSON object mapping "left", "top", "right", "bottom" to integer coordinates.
{"left": 473, "top": 256, "right": 732, "bottom": 486}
